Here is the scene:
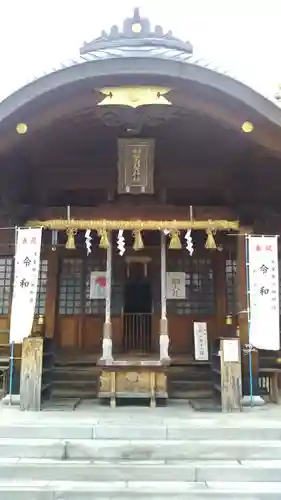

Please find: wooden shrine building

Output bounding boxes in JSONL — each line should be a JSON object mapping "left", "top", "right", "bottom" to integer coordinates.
{"left": 1, "top": 9, "right": 281, "bottom": 406}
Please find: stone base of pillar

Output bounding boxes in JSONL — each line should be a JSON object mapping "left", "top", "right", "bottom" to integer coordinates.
{"left": 242, "top": 395, "right": 265, "bottom": 406}
{"left": 99, "top": 322, "right": 113, "bottom": 364}
{"left": 160, "top": 318, "right": 170, "bottom": 364}
{"left": 241, "top": 371, "right": 265, "bottom": 406}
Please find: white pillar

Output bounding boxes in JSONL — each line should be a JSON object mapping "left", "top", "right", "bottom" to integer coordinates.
{"left": 100, "top": 231, "right": 113, "bottom": 363}
{"left": 160, "top": 231, "right": 170, "bottom": 363}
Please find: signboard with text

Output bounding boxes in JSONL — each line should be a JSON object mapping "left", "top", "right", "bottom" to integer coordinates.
{"left": 166, "top": 272, "right": 186, "bottom": 299}
{"left": 193, "top": 322, "right": 209, "bottom": 361}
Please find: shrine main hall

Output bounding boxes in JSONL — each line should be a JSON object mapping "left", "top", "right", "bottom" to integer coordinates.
{"left": 0, "top": 9, "right": 281, "bottom": 406}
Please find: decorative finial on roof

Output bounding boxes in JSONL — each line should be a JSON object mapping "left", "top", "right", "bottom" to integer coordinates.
{"left": 80, "top": 8, "right": 193, "bottom": 55}
{"left": 133, "top": 7, "right": 141, "bottom": 22}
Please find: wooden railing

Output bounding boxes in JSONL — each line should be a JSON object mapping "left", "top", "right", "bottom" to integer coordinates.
{"left": 122, "top": 313, "right": 152, "bottom": 352}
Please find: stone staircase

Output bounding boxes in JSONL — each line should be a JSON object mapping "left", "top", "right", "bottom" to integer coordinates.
{"left": 1, "top": 417, "right": 281, "bottom": 498}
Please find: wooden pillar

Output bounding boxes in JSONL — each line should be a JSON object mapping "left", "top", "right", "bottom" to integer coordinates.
{"left": 159, "top": 232, "right": 170, "bottom": 363}
{"left": 214, "top": 251, "right": 227, "bottom": 334}
{"left": 219, "top": 337, "right": 242, "bottom": 412}
{"left": 45, "top": 249, "right": 59, "bottom": 339}
{"left": 100, "top": 231, "right": 113, "bottom": 362}
{"left": 236, "top": 228, "right": 260, "bottom": 400}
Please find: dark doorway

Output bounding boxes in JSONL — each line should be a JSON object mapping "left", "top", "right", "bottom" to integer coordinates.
{"left": 123, "top": 263, "right": 152, "bottom": 353}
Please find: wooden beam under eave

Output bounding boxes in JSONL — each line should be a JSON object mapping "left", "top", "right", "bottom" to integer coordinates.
{"left": 172, "top": 90, "right": 281, "bottom": 159}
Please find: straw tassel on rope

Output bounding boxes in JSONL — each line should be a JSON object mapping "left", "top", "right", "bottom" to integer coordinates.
{"left": 65, "top": 228, "right": 77, "bottom": 249}
{"left": 205, "top": 229, "right": 217, "bottom": 249}
{"left": 169, "top": 230, "right": 182, "bottom": 249}
{"left": 133, "top": 230, "right": 144, "bottom": 251}
{"left": 98, "top": 229, "right": 109, "bottom": 249}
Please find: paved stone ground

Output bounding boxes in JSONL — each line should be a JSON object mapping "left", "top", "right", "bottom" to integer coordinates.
{"left": 1, "top": 398, "right": 281, "bottom": 426}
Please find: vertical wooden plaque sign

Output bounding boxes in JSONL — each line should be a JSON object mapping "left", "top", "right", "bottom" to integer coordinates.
{"left": 117, "top": 138, "right": 155, "bottom": 194}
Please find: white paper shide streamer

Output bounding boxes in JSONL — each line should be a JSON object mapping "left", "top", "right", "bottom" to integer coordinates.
{"left": 117, "top": 230, "right": 125, "bottom": 256}
{"left": 85, "top": 229, "right": 92, "bottom": 256}
{"left": 9, "top": 228, "right": 42, "bottom": 344}
{"left": 184, "top": 230, "right": 194, "bottom": 255}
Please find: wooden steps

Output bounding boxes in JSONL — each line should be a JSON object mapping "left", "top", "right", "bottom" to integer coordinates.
{"left": 51, "top": 354, "right": 213, "bottom": 401}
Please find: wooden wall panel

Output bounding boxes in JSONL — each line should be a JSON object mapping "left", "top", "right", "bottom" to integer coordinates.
{"left": 56, "top": 313, "right": 220, "bottom": 357}
{"left": 151, "top": 314, "right": 160, "bottom": 352}
{"left": 82, "top": 317, "right": 103, "bottom": 352}
{"left": 57, "top": 316, "right": 80, "bottom": 349}
{"left": 56, "top": 315, "right": 123, "bottom": 354}
{"left": 214, "top": 251, "right": 227, "bottom": 331}
{"left": 112, "top": 317, "right": 122, "bottom": 354}
{"left": 45, "top": 251, "right": 58, "bottom": 339}
{"left": 168, "top": 315, "right": 217, "bottom": 355}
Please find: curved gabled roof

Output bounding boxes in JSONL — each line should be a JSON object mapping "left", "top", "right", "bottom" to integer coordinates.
{"left": 0, "top": 8, "right": 280, "bottom": 132}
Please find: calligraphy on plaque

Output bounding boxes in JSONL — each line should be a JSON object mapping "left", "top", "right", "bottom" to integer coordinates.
{"left": 248, "top": 235, "right": 280, "bottom": 351}
{"left": 193, "top": 322, "right": 209, "bottom": 361}
{"left": 117, "top": 138, "right": 155, "bottom": 194}
{"left": 166, "top": 272, "right": 186, "bottom": 299}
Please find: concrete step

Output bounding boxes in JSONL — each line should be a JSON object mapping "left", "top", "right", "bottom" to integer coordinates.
{"left": 1, "top": 424, "right": 281, "bottom": 441}
{"left": 1, "top": 480, "right": 281, "bottom": 499}
{"left": 2, "top": 438, "right": 281, "bottom": 460}
{"left": 62, "top": 440, "right": 281, "bottom": 461}
{"left": 2, "top": 459, "right": 281, "bottom": 483}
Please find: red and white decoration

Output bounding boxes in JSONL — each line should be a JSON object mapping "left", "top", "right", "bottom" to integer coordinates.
{"left": 248, "top": 235, "right": 280, "bottom": 351}
{"left": 10, "top": 228, "right": 42, "bottom": 344}
{"left": 89, "top": 272, "right": 107, "bottom": 299}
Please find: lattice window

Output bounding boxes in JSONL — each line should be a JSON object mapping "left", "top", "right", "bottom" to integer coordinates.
{"left": 0, "top": 257, "right": 13, "bottom": 316}
{"left": 58, "top": 259, "right": 83, "bottom": 315}
{"left": 167, "top": 253, "right": 215, "bottom": 315}
{"left": 34, "top": 259, "right": 48, "bottom": 315}
{"left": 84, "top": 255, "right": 106, "bottom": 316}
{"left": 225, "top": 255, "right": 236, "bottom": 315}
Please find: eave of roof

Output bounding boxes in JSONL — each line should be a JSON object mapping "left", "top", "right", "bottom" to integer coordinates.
{"left": 0, "top": 44, "right": 280, "bottom": 136}
{"left": 1, "top": 45, "right": 279, "bottom": 107}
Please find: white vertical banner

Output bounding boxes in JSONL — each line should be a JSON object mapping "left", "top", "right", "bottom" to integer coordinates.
{"left": 9, "top": 228, "right": 42, "bottom": 344}
{"left": 248, "top": 235, "right": 280, "bottom": 350}
{"left": 193, "top": 322, "right": 209, "bottom": 360}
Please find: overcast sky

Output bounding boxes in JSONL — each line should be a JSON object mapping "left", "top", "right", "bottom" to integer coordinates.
{"left": 0, "top": 0, "right": 280, "bottom": 102}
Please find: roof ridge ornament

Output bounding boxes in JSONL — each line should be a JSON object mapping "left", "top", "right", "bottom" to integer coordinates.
{"left": 80, "top": 8, "right": 193, "bottom": 55}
